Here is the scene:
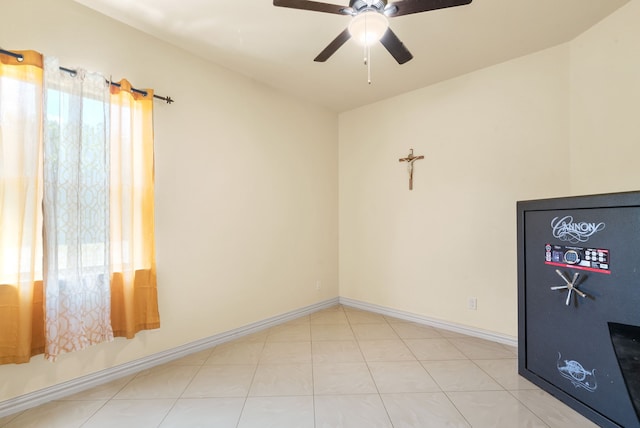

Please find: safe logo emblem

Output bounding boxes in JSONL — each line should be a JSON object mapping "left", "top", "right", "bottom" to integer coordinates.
{"left": 557, "top": 353, "right": 598, "bottom": 392}
{"left": 551, "top": 216, "right": 605, "bottom": 244}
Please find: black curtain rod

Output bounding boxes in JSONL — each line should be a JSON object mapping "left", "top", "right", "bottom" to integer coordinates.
{"left": 1, "top": 48, "right": 174, "bottom": 104}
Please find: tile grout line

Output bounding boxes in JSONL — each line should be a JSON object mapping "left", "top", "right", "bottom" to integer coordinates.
{"left": 309, "top": 319, "right": 317, "bottom": 428}
{"left": 78, "top": 370, "right": 140, "bottom": 428}
{"left": 505, "top": 389, "right": 552, "bottom": 428}
{"left": 153, "top": 355, "right": 210, "bottom": 428}
{"left": 347, "top": 308, "right": 397, "bottom": 428}
{"left": 235, "top": 337, "right": 266, "bottom": 428}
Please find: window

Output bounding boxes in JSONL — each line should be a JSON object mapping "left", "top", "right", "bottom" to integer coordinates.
{"left": 0, "top": 51, "right": 159, "bottom": 364}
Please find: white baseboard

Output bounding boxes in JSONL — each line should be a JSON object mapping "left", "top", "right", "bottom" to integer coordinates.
{"left": 0, "top": 297, "right": 340, "bottom": 418}
{"left": 339, "top": 297, "right": 518, "bottom": 347}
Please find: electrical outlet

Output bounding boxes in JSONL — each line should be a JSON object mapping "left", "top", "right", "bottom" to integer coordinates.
{"left": 468, "top": 297, "right": 477, "bottom": 310}
{"left": 315, "top": 280, "right": 322, "bottom": 290}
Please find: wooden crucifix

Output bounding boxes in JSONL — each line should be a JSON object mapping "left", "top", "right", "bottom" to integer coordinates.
{"left": 399, "top": 149, "right": 424, "bottom": 190}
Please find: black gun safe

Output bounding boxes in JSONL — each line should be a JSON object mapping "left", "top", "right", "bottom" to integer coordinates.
{"left": 517, "top": 192, "right": 640, "bottom": 428}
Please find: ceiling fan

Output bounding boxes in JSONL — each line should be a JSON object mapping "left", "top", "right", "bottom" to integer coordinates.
{"left": 273, "top": 0, "right": 473, "bottom": 65}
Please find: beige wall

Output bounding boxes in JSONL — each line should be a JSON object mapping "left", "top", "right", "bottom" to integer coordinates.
{"left": 569, "top": 0, "right": 640, "bottom": 193}
{"left": 339, "top": 45, "right": 571, "bottom": 338}
{"left": 0, "top": 0, "right": 338, "bottom": 402}
{"left": 339, "top": 0, "right": 640, "bottom": 338}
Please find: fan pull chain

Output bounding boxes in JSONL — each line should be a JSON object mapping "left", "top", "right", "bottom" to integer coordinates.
{"left": 367, "top": 45, "right": 372, "bottom": 84}
{"left": 363, "top": 13, "right": 372, "bottom": 84}
{"left": 362, "top": 44, "right": 371, "bottom": 84}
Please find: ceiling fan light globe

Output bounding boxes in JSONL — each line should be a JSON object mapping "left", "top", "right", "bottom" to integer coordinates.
{"left": 348, "top": 11, "right": 388, "bottom": 46}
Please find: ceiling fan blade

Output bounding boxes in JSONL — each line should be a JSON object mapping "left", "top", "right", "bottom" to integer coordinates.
{"left": 387, "top": 0, "right": 472, "bottom": 17}
{"left": 314, "top": 28, "right": 352, "bottom": 62}
{"left": 380, "top": 28, "right": 413, "bottom": 64}
{"left": 273, "top": 0, "right": 350, "bottom": 15}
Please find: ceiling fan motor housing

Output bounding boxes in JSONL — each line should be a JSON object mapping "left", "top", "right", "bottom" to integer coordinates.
{"left": 350, "top": 0, "right": 387, "bottom": 13}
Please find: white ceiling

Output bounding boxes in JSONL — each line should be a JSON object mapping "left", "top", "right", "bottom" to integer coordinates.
{"left": 75, "top": 0, "right": 629, "bottom": 112}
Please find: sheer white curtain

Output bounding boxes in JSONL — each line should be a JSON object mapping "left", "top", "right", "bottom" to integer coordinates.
{"left": 42, "top": 57, "right": 114, "bottom": 360}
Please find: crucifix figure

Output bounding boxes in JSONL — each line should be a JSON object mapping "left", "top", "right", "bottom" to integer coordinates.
{"left": 399, "top": 148, "right": 424, "bottom": 190}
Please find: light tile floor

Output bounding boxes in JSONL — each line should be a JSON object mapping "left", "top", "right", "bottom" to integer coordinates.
{"left": 0, "top": 305, "right": 600, "bottom": 428}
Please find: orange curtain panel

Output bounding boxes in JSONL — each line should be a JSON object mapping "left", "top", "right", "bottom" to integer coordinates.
{"left": 0, "top": 51, "right": 45, "bottom": 364}
{"left": 109, "top": 80, "right": 160, "bottom": 338}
